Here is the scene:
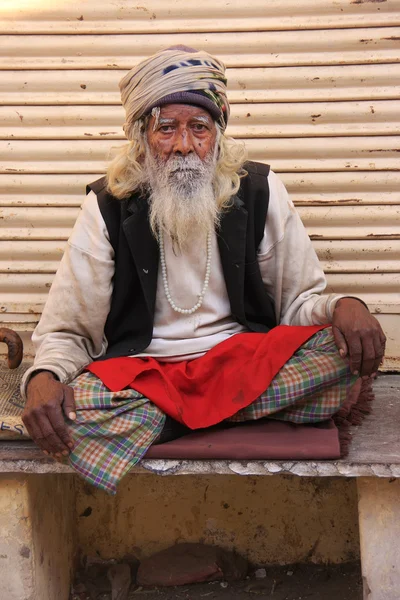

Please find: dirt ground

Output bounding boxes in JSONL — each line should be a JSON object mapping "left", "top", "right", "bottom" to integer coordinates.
{"left": 128, "top": 563, "right": 362, "bottom": 600}
{"left": 74, "top": 562, "right": 362, "bottom": 600}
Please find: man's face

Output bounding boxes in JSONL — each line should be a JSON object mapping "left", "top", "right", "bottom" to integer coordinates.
{"left": 146, "top": 104, "right": 217, "bottom": 162}
{"left": 143, "top": 103, "right": 220, "bottom": 249}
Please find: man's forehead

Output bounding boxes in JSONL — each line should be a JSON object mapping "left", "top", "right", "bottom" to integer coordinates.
{"left": 157, "top": 104, "right": 214, "bottom": 123}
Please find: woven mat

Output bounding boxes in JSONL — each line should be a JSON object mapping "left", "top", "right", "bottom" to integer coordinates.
{"left": 0, "top": 361, "right": 30, "bottom": 439}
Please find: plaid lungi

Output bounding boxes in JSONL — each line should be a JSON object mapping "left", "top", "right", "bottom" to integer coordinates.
{"left": 67, "top": 328, "right": 356, "bottom": 494}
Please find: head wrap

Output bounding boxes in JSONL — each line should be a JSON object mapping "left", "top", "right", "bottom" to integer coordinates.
{"left": 119, "top": 46, "right": 230, "bottom": 139}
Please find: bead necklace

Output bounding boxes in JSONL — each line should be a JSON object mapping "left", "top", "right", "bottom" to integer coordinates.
{"left": 159, "top": 229, "right": 212, "bottom": 315}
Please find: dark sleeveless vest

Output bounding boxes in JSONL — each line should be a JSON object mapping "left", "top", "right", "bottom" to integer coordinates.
{"left": 86, "top": 161, "right": 276, "bottom": 360}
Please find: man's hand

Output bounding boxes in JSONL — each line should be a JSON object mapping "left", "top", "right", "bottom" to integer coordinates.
{"left": 332, "top": 298, "right": 386, "bottom": 377}
{"left": 22, "top": 371, "right": 76, "bottom": 457}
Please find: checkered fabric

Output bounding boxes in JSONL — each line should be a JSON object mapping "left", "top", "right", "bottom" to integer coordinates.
{"left": 67, "top": 381, "right": 166, "bottom": 494}
{"left": 228, "top": 328, "right": 356, "bottom": 424}
{"left": 66, "top": 327, "right": 356, "bottom": 494}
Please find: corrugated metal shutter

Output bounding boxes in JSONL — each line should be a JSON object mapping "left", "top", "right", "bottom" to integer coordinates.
{"left": 1, "top": 0, "right": 399, "bottom": 368}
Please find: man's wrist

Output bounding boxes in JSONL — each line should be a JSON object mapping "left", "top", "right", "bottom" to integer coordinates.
{"left": 27, "top": 369, "right": 58, "bottom": 390}
{"left": 335, "top": 296, "right": 369, "bottom": 312}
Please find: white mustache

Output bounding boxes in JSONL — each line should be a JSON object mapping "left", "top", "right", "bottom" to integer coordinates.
{"left": 170, "top": 165, "right": 199, "bottom": 172}
{"left": 165, "top": 155, "right": 207, "bottom": 173}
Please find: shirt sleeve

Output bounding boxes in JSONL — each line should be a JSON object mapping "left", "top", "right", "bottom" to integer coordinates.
{"left": 257, "top": 170, "right": 345, "bottom": 326}
{"left": 20, "top": 191, "right": 115, "bottom": 399}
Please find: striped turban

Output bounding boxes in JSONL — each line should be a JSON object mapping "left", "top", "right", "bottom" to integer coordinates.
{"left": 119, "top": 46, "right": 230, "bottom": 140}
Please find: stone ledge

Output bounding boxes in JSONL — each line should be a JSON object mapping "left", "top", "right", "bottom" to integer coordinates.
{"left": 1, "top": 457, "right": 400, "bottom": 478}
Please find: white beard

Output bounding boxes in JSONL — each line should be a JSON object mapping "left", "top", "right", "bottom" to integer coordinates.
{"left": 143, "top": 143, "right": 219, "bottom": 251}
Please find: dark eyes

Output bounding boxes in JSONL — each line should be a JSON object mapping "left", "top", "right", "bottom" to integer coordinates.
{"left": 192, "top": 123, "right": 208, "bottom": 131}
{"left": 159, "top": 125, "right": 174, "bottom": 133}
{"left": 158, "top": 123, "right": 209, "bottom": 134}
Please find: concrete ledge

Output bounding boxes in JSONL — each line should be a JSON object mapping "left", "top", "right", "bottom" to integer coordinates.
{"left": 2, "top": 457, "right": 400, "bottom": 479}
{"left": 140, "top": 459, "right": 400, "bottom": 478}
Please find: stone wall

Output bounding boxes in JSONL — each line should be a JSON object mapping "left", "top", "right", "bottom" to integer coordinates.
{"left": 76, "top": 474, "right": 359, "bottom": 565}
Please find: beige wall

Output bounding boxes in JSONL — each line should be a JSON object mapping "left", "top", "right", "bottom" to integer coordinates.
{"left": 76, "top": 474, "right": 360, "bottom": 565}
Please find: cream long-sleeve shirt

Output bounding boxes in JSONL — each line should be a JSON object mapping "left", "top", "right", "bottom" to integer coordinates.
{"left": 21, "top": 170, "right": 344, "bottom": 397}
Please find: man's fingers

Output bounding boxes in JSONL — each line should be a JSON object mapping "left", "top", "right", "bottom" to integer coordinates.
{"left": 24, "top": 377, "right": 75, "bottom": 456}
{"left": 347, "top": 334, "right": 362, "bottom": 375}
{"left": 359, "top": 335, "right": 376, "bottom": 377}
{"left": 38, "top": 410, "right": 70, "bottom": 455}
{"left": 62, "top": 385, "right": 76, "bottom": 422}
{"left": 380, "top": 331, "right": 387, "bottom": 348}
{"left": 332, "top": 300, "right": 387, "bottom": 377}
{"left": 371, "top": 331, "right": 386, "bottom": 375}
{"left": 28, "top": 411, "right": 62, "bottom": 455}
{"left": 46, "top": 402, "right": 74, "bottom": 450}
{"left": 379, "top": 330, "right": 387, "bottom": 363}
{"left": 333, "top": 327, "right": 348, "bottom": 358}
{"left": 22, "top": 412, "right": 50, "bottom": 454}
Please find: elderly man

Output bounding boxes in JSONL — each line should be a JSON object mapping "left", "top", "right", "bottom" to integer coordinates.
{"left": 22, "top": 46, "right": 385, "bottom": 494}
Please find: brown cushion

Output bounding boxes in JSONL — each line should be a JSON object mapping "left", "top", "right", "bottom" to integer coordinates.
{"left": 146, "top": 418, "right": 340, "bottom": 460}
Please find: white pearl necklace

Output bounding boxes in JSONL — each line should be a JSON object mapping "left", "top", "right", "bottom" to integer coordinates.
{"left": 159, "top": 229, "right": 212, "bottom": 315}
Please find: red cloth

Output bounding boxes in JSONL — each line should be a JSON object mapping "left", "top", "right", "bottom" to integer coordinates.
{"left": 87, "top": 325, "right": 325, "bottom": 429}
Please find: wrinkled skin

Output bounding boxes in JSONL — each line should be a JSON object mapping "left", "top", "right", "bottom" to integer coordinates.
{"left": 147, "top": 104, "right": 217, "bottom": 160}
{"left": 332, "top": 297, "right": 386, "bottom": 377}
{"left": 23, "top": 372, "right": 76, "bottom": 457}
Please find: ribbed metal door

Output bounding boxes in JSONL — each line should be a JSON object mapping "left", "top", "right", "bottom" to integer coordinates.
{"left": 0, "top": 0, "right": 399, "bottom": 367}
